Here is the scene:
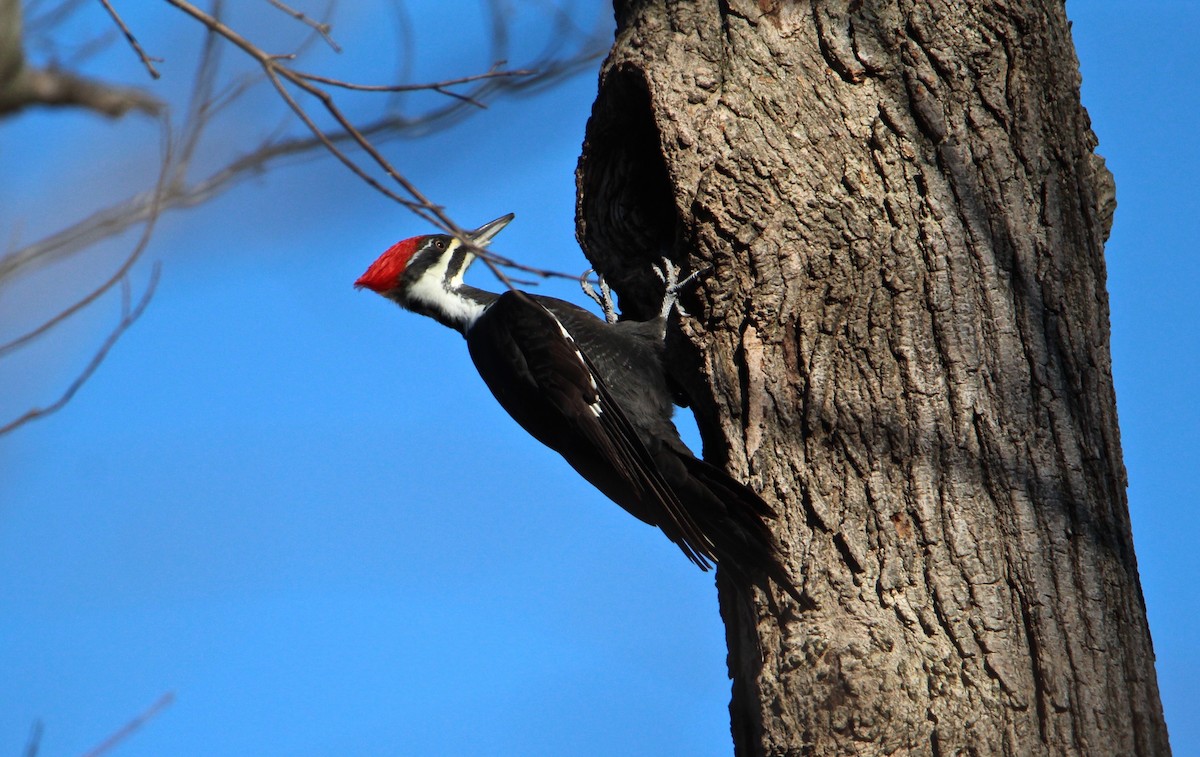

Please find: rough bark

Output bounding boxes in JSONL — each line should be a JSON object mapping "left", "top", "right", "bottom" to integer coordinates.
{"left": 576, "top": 1, "right": 1167, "bottom": 754}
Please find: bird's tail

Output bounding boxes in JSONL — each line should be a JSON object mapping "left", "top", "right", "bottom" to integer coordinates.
{"left": 675, "top": 454, "right": 803, "bottom": 603}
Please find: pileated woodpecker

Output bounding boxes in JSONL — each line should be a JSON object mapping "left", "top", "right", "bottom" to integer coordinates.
{"left": 355, "top": 214, "right": 798, "bottom": 599}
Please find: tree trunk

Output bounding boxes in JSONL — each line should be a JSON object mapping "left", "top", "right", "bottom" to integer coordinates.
{"left": 576, "top": 1, "right": 1168, "bottom": 754}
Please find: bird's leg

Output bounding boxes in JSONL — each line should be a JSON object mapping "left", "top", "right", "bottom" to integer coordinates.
{"left": 581, "top": 269, "right": 619, "bottom": 324}
{"left": 652, "top": 258, "right": 707, "bottom": 321}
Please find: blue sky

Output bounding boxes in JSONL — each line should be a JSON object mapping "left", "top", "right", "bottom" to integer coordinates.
{"left": 1, "top": 2, "right": 1196, "bottom": 755}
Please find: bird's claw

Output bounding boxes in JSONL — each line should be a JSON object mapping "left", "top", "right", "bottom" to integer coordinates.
{"left": 581, "top": 268, "right": 619, "bottom": 324}
{"left": 652, "top": 258, "right": 707, "bottom": 320}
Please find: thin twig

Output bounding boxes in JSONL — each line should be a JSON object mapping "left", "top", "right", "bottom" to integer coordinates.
{"left": 162, "top": 0, "right": 454, "bottom": 226}
{"left": 96, "top": 0, "right": 162, "bottom": 79}
{"left": 1, "top": 107, "right": 586, "bottom": 291}
{"left": 293, "top": 63, "right": 530, "bottom": 94}
{"left": 384, "top": 0, "right": 416, "bottom": 107}
{"left": 263, "top": 67, "right": 432, "bottom": 214}
{"left": 25, "top": 0, "right": 89, "bottom": 37}
{"left": 161, "top": 0, "right": 534, "bottom": 247}
{"left": 267, "top": 0, "right": 341, "bottom": 52}
{"left": 78, "top": 691, "right": 175, "bottom": 757}
{"left": 0, "top": 119, "right": 172, "bottom": 356}
{"left": 6, "top": 0, "right": 604, "bottom": 293}
{"left": 296, "top": 62, "right": 534, "bottom": 109}
{"left": 0, "top": 262, "right": 162, "bottom": 436}
{"left": 61, "top": 29, "right": 120, "bottom": 69}
{"left": 0, "top": 196, "right": 162, "bottom": 356}
{"left": 2, "top": 111, "right": 414, "bottom": 282}
{"left": 22, "top": 719, "right": 42, "bottom": 757}
{"left": 1, "top": 0, "right": 608, "bottom": 438}
{"left": 161, "top": 0, "right": 608, "bottom": 282}
{"left": 0, "top": 119, "right": 172, "bottom": 434}
{"left": 176, "top": 3, "right": 226, "bottom": 167}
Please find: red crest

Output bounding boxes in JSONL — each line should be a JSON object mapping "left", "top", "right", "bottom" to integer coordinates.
{"left": 354, "top": 237, "right": 422, "bottom": 293}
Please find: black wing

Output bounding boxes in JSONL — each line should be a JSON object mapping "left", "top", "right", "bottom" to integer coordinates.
{"left": 465, "top": 290, "right": 717, "bottom": 568}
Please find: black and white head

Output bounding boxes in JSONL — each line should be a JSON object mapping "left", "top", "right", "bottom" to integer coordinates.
{"left": 355, "top": 214, "right": 513, "bottom": 331}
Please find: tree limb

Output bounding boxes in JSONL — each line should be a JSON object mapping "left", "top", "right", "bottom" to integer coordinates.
{"left": 0, "top": 64, "right": 161, "bottom": 116}
{"left": 79, "top": 692, "right": 175, "bottom": 757}
{"left": 0, "top": 0, "right": 606, "bottom": 434}
{"left": 0, "top": 0, "right": 161, "bottom": 118}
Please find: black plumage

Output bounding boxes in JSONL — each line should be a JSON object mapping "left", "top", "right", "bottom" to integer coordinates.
{"left": 355, "top": 215, "right": 799, "bottom": 600}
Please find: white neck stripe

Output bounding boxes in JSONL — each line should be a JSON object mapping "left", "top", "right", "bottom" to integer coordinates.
{"left": 405, "top": 240, "right": 485, "bottom": 332}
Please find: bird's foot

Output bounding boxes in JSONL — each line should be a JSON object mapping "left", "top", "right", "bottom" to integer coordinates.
{"left": 652, "top": 258, "right": 707, "bottom": 320}
{"left": 581, "top": 269, "right": 619, "bottom": 324}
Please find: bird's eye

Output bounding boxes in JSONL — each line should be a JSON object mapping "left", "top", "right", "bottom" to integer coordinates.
{"left": 434, "top": 239, "right": 445, "bottom": 250}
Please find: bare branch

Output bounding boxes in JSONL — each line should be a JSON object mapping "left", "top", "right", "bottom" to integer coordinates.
{"left": 96, "top": 0, "right": 161, "bottom": 79}
{"left": 22, "top": 719, "right": 42, "bottom": 757}
{"left": 59, "top": 28, "right": 121, "bottom": 69}
{"left": 158, "top": 0, "right": 607, "bottom": 286}
{"left": 0, "top": 65, "right": 161, "bottom": 116}
{"left": 0, "top": 0, "right": 161, "bottom": 118}
{"left": 0, "top": 94, "right": 592, "bottom": 290}
{"left": 267, "top": 0, "right": 342, "bottom": 52}
{"left": 293, "top": 62, "right": 530, "bottom": 96}
{"left": 0, "top": 0, "right": 607, "bottom": 438}
{"left": 0, "top": 182, "right": 163, "bottom": 357}
{"left": 176, "top": 6, "right": 226, "bottom": 167}
{"left": 1, "top": 109, "right": 173, "bottom": 303}
{"left": 1, "top": 109, "right": 417, "bottom": 284}
{"left": 1, "top": 0, "right": 26, "bottom": 84}
{"left": 0, "top": 261, "right": 162, "bottom": 436}
{"left": 24, "top": 0, "right": 89, "bottom": 36}
{"left": 78, "top": 691, "right": 175, "bottom": 757}
{"left": 163, "top": 0, "right": 470, "bottom": 236}
{"left": 2, "top": 0, "right": 605, "bottom": 286}
{"left": 384, "top": 0, "right": 416, "bottom": 103}
{"left": 0, "top": 117, "right": 173, "bottom": 432}
{"left": 266, "top": 68, "right": 434, "bottom": 212}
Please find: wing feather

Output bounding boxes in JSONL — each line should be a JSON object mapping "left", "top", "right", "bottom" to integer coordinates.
{"left": 466, "top": 291, "right": 716, "bottom": 568}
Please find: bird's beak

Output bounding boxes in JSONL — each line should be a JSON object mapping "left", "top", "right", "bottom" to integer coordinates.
{"left": 467, "top": 213, "right": 514, "bottom": 248}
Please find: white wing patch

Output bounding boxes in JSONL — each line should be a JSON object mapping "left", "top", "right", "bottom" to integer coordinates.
{"left": 543, "top": 306, "right": 603, "bottom": 418}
